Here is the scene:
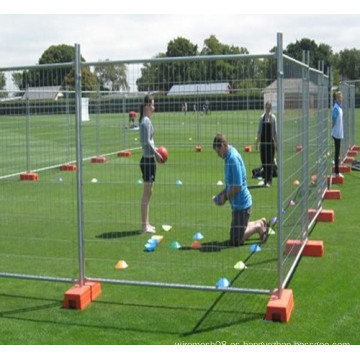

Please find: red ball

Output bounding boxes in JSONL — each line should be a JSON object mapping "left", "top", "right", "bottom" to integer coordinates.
{"left": 157, "top": 146, "right": 168, "bottom": 163}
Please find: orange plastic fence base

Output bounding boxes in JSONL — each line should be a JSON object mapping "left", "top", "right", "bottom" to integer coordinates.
{"left": 285, "top": 239, "right": 324, "bottom": 257}
{"left": 64, "top": 281, "right": 102, "bottom": 310}
{"left": 347, "top": 150, "right": 358, "bottom": 157}
{"left": 60, "top": 164, "right": 77, "bottom": 171}
{"left": 265, "top": 289, "right": 294, "bottom": 323}
{"left": 91, "top": 156, "right": 107, "bottom": 163}
{"left": 351, "top": 145, "right": 360, "bottom": 151}
{"left": 324, "top": 189, "right": 341, "bottom": 200}
{"left": 332, "top": 165, "right": 351, "bottom": 173}
{"left": 117, "top": 151, "right": 132, "bottom": 157}
{"left": 20, "top": 172, "right": 39, "bottom": 181}
{"left": 85, "top": 281, "right": 102, "bottom": 300}
{"left": 308, "top": 209, "right": 335, "bottom": 222}
{"left": 344, "top": 157, "right": 355, "bottom": 164}
{"left": 244, "top": 145, "right": 252, "bottom": 152}
{"left": 195, "top": 146, "right": 202, "bottom": 152}
{"left": 329, "top": 175, "right": 344, "bottom": 185}
{"left": 64, "top": 285, "right": 91, "bottom": 310}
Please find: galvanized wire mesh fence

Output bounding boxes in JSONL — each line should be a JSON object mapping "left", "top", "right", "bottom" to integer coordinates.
{"left": 0, "top": 34, "right": 346, "bottom": 296}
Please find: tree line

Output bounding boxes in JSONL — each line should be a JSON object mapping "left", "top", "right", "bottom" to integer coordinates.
{"left": 1, "top": 35, "right": 359, "bottom": 98}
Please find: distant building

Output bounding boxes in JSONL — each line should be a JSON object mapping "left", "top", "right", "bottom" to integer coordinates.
{"left": 22, "top": 86, "right": 63, "bottom": 101}
{"left": 167, "top": 82, "right": 231, "bottom": 96}
{"left": 263, "top": 79, "right": 318, "bottom": 109}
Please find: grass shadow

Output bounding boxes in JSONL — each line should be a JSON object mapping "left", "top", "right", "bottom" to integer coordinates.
{"left": 96, "top": 230, "right": 142, "bottom": 239}
{"left": 179, "top": 238, "right": 264, "bottom": 253}
{"left": 181, "top": 251, "right": 270, "bottom": 336}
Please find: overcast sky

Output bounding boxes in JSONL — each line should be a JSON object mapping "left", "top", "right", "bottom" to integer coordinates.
{"left": 1, "top": 3, "right": 360, "bottom": 68}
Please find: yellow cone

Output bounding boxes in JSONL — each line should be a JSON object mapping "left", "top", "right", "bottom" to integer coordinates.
{"left": 151, "top": 235, "right": 164, "bottom": 243}
{"left": 162, "top": 225, "right": 172, "bottom": 232}
{"left": 115, "top": 260, "right": 128, "bottom": 269}
{"left": 234, "top": 261, "right": 247, "bottom": 270}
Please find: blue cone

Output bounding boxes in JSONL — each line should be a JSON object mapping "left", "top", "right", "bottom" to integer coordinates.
{"left": 144, "top": 243, "right": 156, "bottom": 252}
{"left": 250, "top": 244, "right": 261, "bottom": 253}
{"left": 193, "top": 232, "right": 204, "bottom": 240}
{"left": 216, "top": 277, "right": 231, "bottom": 288}
{"left": 147, "top": 238, "right": 158, "bottom": 247}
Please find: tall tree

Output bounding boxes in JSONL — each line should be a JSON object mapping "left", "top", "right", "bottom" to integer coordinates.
{"left": 201, "top": 35, "right": 248, "bottom": 56}
{"left": 14, "top": 44, "right": 98, "bottom": 91}
{"left": 201, "top": 35, "right": 251, "bottom": 89}
{"left": 38, "top": 44, "right": 84, "bottom": 64}
{"left": 136, "top": 52, "right": 167, "bottom": 92}
{"left": 94, "top": 60, "right": 129, "bottom": 92}
{"left": 337, "top": 48, "right": 360, "bottom": 80}
{"left": 284, "top": 38, "right": 334, "bottom": 71}
{"left": 166, "top": 37, "right": 198, "bottom": 57}
{"left": 0, "top": 72, "right": 7, "bottom": 98}
{"left": 137, "top": 37, "right": 199, "bottom": 92}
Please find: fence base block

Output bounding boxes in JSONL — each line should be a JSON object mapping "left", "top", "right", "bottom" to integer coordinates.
{"left": 265, "top": 289, "right": 294, "bottom": 323}
{"left": 308, "top": 209, "right": 335, "bottom": 222}
{"left": 85, "top": 281, "right": 102, "bottom": 301}
{"left": 332, "top": 165, "right": 351, "bottom": 173}
{"left": 64, "top": 285, "right": 92, "bottom": 310}
{"left": 117, "top": 151, "right": 132, "bottom": 157}
{"left": 330, "top": 175, "right": 344, "bottom": 185}
{"left": 347, "top": 150, "right": 358, "bottom": 157}
{"left": 64, "top": 281, "right": 101, "bottom": 310}
{"left": 285, "top": 239, "right": 324, "bottom": 257}
{"left": 344, "top": 157, "right": 355, "bottom": 164}
{"left": 317, "top": 209, "right": 335, "bottom": 222}
{"left": 324, "top": 189, "right": 341, "bottom": 200}
{"left": 20, "top": 172, "right": 39, "bottom": 181}
{"left": 351, "top": 145, "right": 360, "bottom": 151}
{"left": 60, "top": 164, "right": 77, "bottom": 171}
{"left": 91, "top": 156, "right": 107, "bottom": 163}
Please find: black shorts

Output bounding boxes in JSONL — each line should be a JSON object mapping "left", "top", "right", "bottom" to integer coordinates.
{"left": 140, "top": 156, "right": 156, "bottom": 182}
{"left": 230, "top": 207, "right": 251, "bottom": 246}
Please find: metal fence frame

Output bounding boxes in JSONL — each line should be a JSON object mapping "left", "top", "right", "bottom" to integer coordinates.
{"left": 0, "top": 33, "right": 344, "bottom": 297}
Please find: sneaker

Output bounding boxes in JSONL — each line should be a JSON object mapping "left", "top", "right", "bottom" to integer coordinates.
{"left": 142, "top": 226, "right": 156, "bottom": 234}
{"left": 336, "top": 173, "right": 344, "bottom": 178}
{"left": 142, "top": 224, "right": 156, "bottom": 234}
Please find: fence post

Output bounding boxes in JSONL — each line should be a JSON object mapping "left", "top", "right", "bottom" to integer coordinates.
{"left": 74, "top": 43, "right": 85, "bottom": 286}
{"left": 276, "top": 32, "right": 284, "bottom": 295}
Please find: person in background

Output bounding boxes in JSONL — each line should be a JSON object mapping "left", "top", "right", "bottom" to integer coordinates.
{"left": 332, "top": 91, "right": 344, "bottom": 178}
{"left": 255, "top": 101, "right": 278, "bottom": 187}
{"left": 129, "top": 110, "right": 137, "bottom": 128}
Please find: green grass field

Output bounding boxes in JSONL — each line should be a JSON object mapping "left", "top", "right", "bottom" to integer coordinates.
{"left": 0, "top": 109, "right": 359, "bottom": 345}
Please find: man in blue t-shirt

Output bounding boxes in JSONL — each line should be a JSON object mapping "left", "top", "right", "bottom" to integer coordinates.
{"left": 213, "top": 133, "right": 268, "bottom": 246}
{"left": 331, "top": 91, "right": 344, "bottom": 178}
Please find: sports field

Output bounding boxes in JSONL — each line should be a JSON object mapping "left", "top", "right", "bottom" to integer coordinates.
{"left": 0, "top": 108, "right": 359, "bottom": 345}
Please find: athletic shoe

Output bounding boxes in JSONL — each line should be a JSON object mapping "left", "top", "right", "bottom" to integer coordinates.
{"left": 142, "top": 226, "right": 156, "bottom": 234}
